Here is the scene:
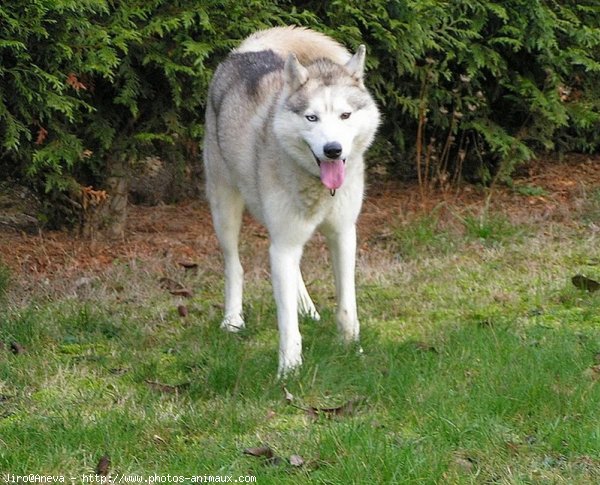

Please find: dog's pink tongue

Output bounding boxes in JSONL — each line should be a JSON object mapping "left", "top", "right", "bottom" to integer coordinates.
{"left": 319, "top": 160, "right": 345, "bottom": 190}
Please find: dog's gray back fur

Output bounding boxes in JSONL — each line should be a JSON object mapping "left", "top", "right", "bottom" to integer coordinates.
{"left": 209, "top": 50, "right": 284, "bottom": 113}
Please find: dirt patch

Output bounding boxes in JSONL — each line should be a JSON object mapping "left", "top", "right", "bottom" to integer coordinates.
{"left": 1, "top": 155, "right": 598, "bottom": 289}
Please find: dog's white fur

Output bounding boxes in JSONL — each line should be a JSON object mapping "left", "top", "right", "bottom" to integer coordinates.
{"left": 204, "top": 26, "right": 380, "bottom": 376}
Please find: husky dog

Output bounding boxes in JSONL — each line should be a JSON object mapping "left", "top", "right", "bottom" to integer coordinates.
{"left": 204, "top": 26, "right": 380, "bottom": 376}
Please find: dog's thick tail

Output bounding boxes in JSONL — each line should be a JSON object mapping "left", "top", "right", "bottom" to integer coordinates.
{"left": 235, "top": 26, "right": 350, "bottom": 66}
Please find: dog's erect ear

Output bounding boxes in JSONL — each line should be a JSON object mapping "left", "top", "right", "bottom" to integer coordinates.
{"left": 284, "top": 53, "right": 308, "bottom": 91}
{"left": 345, "top": 45, "right": 366, "bottom": 84}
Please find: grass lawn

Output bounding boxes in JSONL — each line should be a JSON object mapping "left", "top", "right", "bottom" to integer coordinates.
{"left": 1, "top": 182, "right": 599, "bottom": 483}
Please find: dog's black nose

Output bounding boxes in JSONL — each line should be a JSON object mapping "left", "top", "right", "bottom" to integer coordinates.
{"left": 323, "top": 142, "right": 342, "bottom": 159}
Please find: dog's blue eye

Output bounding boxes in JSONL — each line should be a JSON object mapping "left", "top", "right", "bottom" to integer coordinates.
{"left": 305, "top": 115, "right": 318, "bottom": 122}
{"left": 340, "top": 112, "right": 351, "bottom": 120}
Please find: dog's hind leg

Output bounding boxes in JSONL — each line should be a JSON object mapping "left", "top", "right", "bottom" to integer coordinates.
{"left": 297, "top": 271, "right": 320, "bottom": 321}
{"left": 209, "top": 185, "right": 245, "bottom": 332}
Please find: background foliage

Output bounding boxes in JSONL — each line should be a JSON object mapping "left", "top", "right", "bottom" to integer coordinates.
{"left": 1, "top": 0, "right": 599, "bottom": 223}
{"left": 312, "top": 0, "right": 600, "bottom": 182}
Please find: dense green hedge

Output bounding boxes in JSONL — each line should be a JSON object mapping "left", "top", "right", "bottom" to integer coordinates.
{"left": 312, "top": 0, "right": 600, "bottom": 181}
{"left": 0, "top": 1, "right": 309, "bottom": 194}
{"left": 1, "top": 0, "right": 599, "bottom": 212}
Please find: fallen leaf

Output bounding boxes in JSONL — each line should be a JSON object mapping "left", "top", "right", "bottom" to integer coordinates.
{"left": 283, "top": 386, "right": 294, "bottom": 403}
{"left": 170, "top": 288, "right": 194, "bottom": 298}
{"left": 307, "top": 397, "right": 363, "bottom": 418}
{"left": 177, "top": 305, "right": 188, "bottom": 317}
{"left": 289, "top": 454, "right": 304, "bottom": 467}
{"left": 265, "top": 409, "right": 276, "bottom": 420}
{"left": 243, "top": 445, "right": 274, "bottom": 459}
{"left": 241, "top": 445, "right": 289, "bottom": 467}
{"left": 178, "top": 261, "right": 199, "bottom": 270}
{"left": 95, "top": 455, "right": 110, "bottom": 476}
{"left": 572, "top": 274, "right": 600, "bottom": 292}
{"left": 10, "top": 341, "right": 25, "bottom": 355}
{"left": 152, "top": 434, "right": 167, "bottom": 445}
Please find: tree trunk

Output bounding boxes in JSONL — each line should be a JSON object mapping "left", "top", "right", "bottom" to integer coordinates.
{"left": 104, "top": 158, "right": 129, "bottom": 239}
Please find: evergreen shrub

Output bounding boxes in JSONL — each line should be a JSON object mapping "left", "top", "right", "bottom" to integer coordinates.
{"left": 1, "top": 0, "right": 599, "bottom": 224}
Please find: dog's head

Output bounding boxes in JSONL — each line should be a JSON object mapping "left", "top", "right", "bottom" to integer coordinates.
{"left": 273, "top": 47, "right": 380, "bottom": 191}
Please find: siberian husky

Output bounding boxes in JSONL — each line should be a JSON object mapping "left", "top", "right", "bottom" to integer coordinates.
{"left": 203, "top": 26, "right": 380, "bottom": 376}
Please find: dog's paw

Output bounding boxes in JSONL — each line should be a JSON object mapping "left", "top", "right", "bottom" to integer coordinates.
{"left": 277, "top": 362, "right": 301, "bottom": 380}
{"left": 337, "top": 311, "right": 360, "bottom": 342}
{"left": 220, "top": 314, "right": 245, "bottom": 332}
{"left": 277, "top": 355, "right": 302, "bottom": 379}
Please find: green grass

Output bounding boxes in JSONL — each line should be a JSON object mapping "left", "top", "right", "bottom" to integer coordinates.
{"left": 1, "top": 204, "right": 600, "bottom": 483}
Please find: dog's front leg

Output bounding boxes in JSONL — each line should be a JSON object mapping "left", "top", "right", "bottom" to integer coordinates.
{"left": 270, "top": 242, "right": 303, "bottom": 377}
{"left": 324, "top": 224, "right": 359, "bottom": 342}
